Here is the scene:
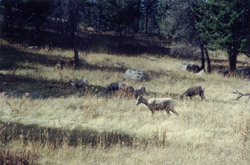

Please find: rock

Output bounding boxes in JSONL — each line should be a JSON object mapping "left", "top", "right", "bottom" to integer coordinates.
{"left": 218, "top": 67, "right": 250, "bottom": 78}
{"left": 123, "top": 69, "right": 150, "bottom": 82}
{"left": 197, "top": 69, "right": 205, "bottom": 75}
{"left": 178, "top": 61, "right": 200, "bottom": 73}
{"left": 236, "top": 67, "right": 250, "bottom": 78}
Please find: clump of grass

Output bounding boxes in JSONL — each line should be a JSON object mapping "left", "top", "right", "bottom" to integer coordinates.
{"left": 239, "top": 111, "right": 250, "bottom": 159}
{"left": 0, "top": 149, "right": 35, "bottom": 165}
{"left": 151, "top": 127, "right": 168, "bottom": 147}
{"left": 0, "top": 93, "right": 16, "bottom": 113}
{"left": 0, "top": 92, "right": 29, "bottom": 114}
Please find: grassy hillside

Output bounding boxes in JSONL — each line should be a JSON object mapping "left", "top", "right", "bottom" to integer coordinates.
{"left": 0, "top": 39, "right": 249, "bottom": 165}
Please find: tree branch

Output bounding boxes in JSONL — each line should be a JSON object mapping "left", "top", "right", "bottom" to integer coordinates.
{"left": 232, "top": 90, "right": 250, "bottom": 100}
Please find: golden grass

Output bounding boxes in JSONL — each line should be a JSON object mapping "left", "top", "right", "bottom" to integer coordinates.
{"left": 0, "top": 41, "right": 249, "bottom": 164}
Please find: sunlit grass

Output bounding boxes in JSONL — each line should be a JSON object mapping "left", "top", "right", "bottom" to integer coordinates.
{"left": 0, "top": 41, "right": 249, "bottom": 164}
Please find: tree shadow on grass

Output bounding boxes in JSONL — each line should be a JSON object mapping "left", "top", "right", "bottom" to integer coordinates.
{"left": 0, "top": 121, "right": 148, "bottom": 148}
{"left": 0, "top": 73, "right": 106, "bottom": 99}
{"left": 0, "top": 42, "right": 172, "bottom": 77}
{"left": 2, "top": 29, "right": 171, "bottom": 57}
{"left": 84, "top": 32, "right": 171, "bottom": 56}
{"left": 0, "top": 44, "right": 69, "bottom": 70}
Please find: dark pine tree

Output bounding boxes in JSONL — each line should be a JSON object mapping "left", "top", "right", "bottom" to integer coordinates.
{"left": 196, "top": 0, "right": 250, "bottom": 73}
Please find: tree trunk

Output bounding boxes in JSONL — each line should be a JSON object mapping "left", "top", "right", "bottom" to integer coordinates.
{"left": 5, "top": 6, "right": 13, "bottom": 33}
{"left": 135, "top": 0, "right": 141, "bottom": 33}
{"left": 157, "top": 26, "right": 161, "bottom": 38}
{"left": 204, "top": 48, "right": 211, "bottom": 73}
{"left": 135, "top": 18, "right": 140, "bottom": 33}
{"left": 200, "top": 44, "right": 205, "bottom": 70}
{"left": 73, "top": 35, "right": 79, "bottom": 69}
{"left": 228, "top": 52, "right": 237, "bottom": 73}
{"left": 145, "top": 9, "right": 148, "bottom": 33}
{"left": 35, "top": 15, "right": 41, "bottom": 33}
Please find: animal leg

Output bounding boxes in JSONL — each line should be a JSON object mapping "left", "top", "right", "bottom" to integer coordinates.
{"left": 170, "top": 107, "right": 179, "bottom": 116}
{"left": 200, "top": 93, "right": 205, "bottom": 100}
{"left": 151, "top": 109, "right": 155, "bottom": 116}
{"left": 189, "top": 95, "right": 193, "bottom": 100}
{"left": 171, "top": 109, "right": 179, "bottom": 116}
{"left": 180, "top": 94, "right": 185, "bottom": 100}
{"left": 165, "top": 109, "right": 171, "bottom": 115}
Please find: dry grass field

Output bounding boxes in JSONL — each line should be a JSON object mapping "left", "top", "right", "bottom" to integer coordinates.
{"left": 0, "top": 39, "right": 249, "bottom": 165}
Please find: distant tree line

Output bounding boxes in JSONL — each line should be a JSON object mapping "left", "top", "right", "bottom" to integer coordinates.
{"left": 0, "top": 0, "right": 249, "bottom": 72}
{"left": 0, "top": 0, "right": 166, "bottom": 35}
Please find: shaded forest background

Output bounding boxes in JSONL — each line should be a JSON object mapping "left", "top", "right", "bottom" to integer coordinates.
{"left": 0, "top": 0, "right": 250, "bottom": 73}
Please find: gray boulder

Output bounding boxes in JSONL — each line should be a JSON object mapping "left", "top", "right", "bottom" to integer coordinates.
{"left": 236, "top": 67, "right": 250, "bottom": 78}
{"left": 197, "top": 69, "right": 205, "bottom": 75}
{"left": 123, "top": 69, "right": 150, "bottom": 82}
{"left": 178, "top": 61, "right": 200, "bottom": 73}
{"left": 218, "top": 67, "right": 250, "bottom": 78}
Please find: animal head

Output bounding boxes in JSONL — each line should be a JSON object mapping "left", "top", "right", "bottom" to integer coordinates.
{"left": 118, "top": 82, "right": 125, "bottom": 89}
{"left": 68, "top": 80, "right": 74, "bottom": 86}
{"left": 119, "top": 83, "right": 126, "bottom": 90}
{"left": 180, "top": 94, "right": 184, "bottom": 99}
{"left": 201, "top": 86, "right": 205, "bottom": 92}
{"left": 138, "top": 86, "right": 146, "bottom": 92}
{"left": 82, "top": 79, "right": 88, "bottom": 86}
{"left": 136, "top": 96, "right": 144, "bottom": 105}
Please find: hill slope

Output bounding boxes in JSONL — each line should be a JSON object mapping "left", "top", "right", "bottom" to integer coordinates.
{"left": 0, "top": 40, "right": 249, "bottom": 164}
